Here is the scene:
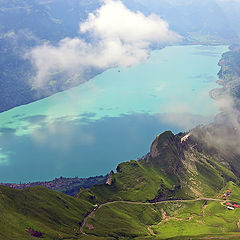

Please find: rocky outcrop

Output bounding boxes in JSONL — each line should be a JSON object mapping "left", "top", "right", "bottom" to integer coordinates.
{"left": 149, "top": 131, "right": 185, "bottom": 175}
{"left": 105, "top": 171, "right": 114, "bottom": 185}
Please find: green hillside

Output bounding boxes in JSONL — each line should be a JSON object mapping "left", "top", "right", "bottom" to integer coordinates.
{"left": 78, "top": 131, "right": 239, "bottom": 204}
{"left": 0, "top": 185, "right": 94, "bottom": 239}
{"left": 75, "top": 130, "right": 240, "bottom": 239}
{"left": 1, "top": 129, "right": 240, "bottom": 239}
{"left": 83, "top": 196, "right": 240, "bottom": 239}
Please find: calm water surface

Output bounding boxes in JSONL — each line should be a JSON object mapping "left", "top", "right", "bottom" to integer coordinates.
{"left": 0, "top": 45, "right": 228, "bottom": 182}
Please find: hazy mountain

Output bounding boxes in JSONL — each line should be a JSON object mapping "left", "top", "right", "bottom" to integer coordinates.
{"left": 0, "top": 0, "right": 240, "bottom": 113}
{"left": 0, "top": 0, "right": 101, "bottom": 112}
{"left": 126, "top": 0, "right": 238, "bottom": 41}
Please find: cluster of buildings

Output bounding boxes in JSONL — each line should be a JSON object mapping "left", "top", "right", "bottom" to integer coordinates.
{"left": 221, "top": 190, "right": 240, "bottom": 210}
{"left": 0, "top": 176, "right": 81, "bottom": 191}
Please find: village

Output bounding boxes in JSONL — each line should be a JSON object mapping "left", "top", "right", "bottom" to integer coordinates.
{"left": 0, "top": 175, "right": 108, "bottom": 196}
{"left": 221, "top": 190, "right": 240, "bottom": 210}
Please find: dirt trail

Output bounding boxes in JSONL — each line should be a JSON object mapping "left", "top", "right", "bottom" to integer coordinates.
{"left": 237, "top": 219, "right": 240, "bottom": 229}
{"left": 159, "top": 209, "right": 185, "bottom": 223}
{"left": 80, "top": 198, "right": 223, "bottom": 234}
{"left": 147, "top": 226, "right": 155, "bottom": 236}
{"left": 202, "top": 201, "right": 208, "bottom": 216}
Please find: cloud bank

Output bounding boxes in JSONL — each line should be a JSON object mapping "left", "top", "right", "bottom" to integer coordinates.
{"left": 26, "top": 0, "right": 181, "bottom": 89}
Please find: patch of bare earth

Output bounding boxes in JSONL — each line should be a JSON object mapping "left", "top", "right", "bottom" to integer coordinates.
{"left": 202, "top": 201, "right": 208, "bottom": 216}
{"left": 158, "top": 209, "right": 185, "bottom": 224}
{"left": 237, "top": 219, "right": 240, "bottom": 229}
{"left": 86, "top": 224, "right": 94, "bottom": 230}
{"left": 147, "top": 226, "right": 155, "bottom": 236}
{"left": 25, "top": 228, "right": 43, "bottom": 238}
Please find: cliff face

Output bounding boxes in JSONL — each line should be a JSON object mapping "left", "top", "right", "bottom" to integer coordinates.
{"left": 105, "top": 171, "right": 114, "bottom": 185}
{"left": 149, "top": 131, "right": 184, "bottom": 175}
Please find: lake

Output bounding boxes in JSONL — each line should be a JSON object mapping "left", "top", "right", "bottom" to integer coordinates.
{"left": 0, "top": 45, "right": 228, "bottom": 183}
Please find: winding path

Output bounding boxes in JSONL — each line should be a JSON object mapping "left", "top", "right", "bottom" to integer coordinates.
{"left": 80, "top": 198, "right": 223, "bottom": 234}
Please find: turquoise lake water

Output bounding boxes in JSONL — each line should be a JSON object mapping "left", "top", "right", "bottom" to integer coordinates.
{"left": 0, "top": 45, "right": 228, "bottom": 182}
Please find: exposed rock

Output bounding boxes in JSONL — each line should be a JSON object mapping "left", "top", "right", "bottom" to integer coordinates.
{"left": 149, "top": 131, "right": 185, "bottom": 174}
{"left": 105, "top": 171, "right": 114, "bottom": 185}
{"left": 25, "top": 228, "right": 43, "bottom": 238}
{"left": 116, "top": 165, "right": 121, "bottom": 173}
{"left": 86, "top": 224, "right": 94, "bottom": 230}
{"left": 181, "top": 133, "right": 191, "bottom": 143}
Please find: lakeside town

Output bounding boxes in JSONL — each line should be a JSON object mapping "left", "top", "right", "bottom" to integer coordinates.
{"left": 0, "top": 175, "right": 108, "bottom": 196}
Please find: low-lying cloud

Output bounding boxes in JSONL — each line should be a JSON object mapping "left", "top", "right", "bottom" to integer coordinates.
{"left": 26, "top": 0, "right": 181, "bottom": 89}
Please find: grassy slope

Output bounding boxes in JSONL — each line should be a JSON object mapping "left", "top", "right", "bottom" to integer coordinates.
{"left": 84, "top": 203, "right": 162, "bottom": 238}
{"left": 83, "top": 183, "right": 240, "bottom": 239}
{"left": 79, "top": 159, "right": 178, "bottom": 204}
{"left": 0, "top": 185, "right": 94, "bottom": 240}
{"left": 77, "top": 132, "right": 240, "bottom": 239}
{"left": 1, "top": 132, "right": 240, "bottom": 239}
{"left": 78, "top": 131, "right": 239, "bottom": 204}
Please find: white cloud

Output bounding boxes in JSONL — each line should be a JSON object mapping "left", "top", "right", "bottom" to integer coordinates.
{"left": 26, "top": 0, "right": 181, "bottom": 89}
{"left": 80, "top": 0, "right": 179, "bottom": 43}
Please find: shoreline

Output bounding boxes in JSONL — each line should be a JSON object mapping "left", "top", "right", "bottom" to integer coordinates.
{"left": 0, "top": 42, "right": 229, "bottom": 114}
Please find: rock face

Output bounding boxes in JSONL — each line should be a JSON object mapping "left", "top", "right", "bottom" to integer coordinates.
{"left": 149, "top": 131, "right": 184, "bottom": 175}
{"left": 105, "top": 171, "right": 114, "bottom": 185}
{"left": 150, "top": 131, "right": 183, "bottom": 158}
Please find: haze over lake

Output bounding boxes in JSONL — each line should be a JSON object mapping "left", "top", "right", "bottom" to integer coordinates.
{"left": 0, "top": 45, "right": 228, "bottom": 183}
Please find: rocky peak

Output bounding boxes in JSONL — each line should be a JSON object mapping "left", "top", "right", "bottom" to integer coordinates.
{"left": 150, "top": 131, "right": 184, "bottom": 158}
{"left": 149, "top": 131, "right": 185, "bottom": 174}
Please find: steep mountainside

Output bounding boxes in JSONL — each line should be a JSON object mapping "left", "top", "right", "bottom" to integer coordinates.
{"left": 78, "top": 131, "right": 239, "bottom": 205}
{"left": 76, "top": 130, "right": 240, "bottom": 239}
{"left": 0, "top": 0, "right": 101, "bottom": 113}
{"left": 1, "top": 130, "right": 240, "bottom": 239}
{"left": 211, "top": 45, "right": 240, "bottom": 101}
{"left": 0, "top": 185, "right": 94, "bottom": 240}
{"left": 125, "top": 0, "right": 239, "bottom": 44}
